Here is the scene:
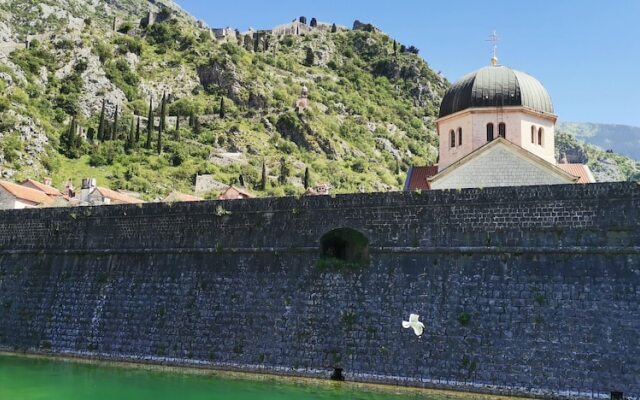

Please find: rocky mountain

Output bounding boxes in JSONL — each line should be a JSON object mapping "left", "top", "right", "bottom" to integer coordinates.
{"left": 555, "top": 131, "right": 640, "bottom": 182}
{"left": 0, "top": 0, "right": 636, "bottom": 200}
{"left": 557, "top": 122, "right": 640, "bottom": 161}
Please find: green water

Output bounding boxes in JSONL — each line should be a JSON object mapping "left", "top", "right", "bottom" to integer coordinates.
{"left": 0, "top": 355, "right": 432, "bottom": 400}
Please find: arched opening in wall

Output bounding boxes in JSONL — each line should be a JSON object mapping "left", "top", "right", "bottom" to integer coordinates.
{"left": 531, "top": 125, "right": 536, "bottom": 143}
{"left": 449, "top": 130, "right": 456, "bottom": 148}
{"left": 458, "top": 127, "right": 462, "bottom": 146}
{"left": 319, "top": 228, "right": 369, "bottom": 269}
{"left": 538, "top": 127, "right": 544, "bottom": 146}
{"left": 486, "top": 123, "right": 494, "bottom": 141}
{"left": 498, "top": 122, "right": 506, "bottom": 138}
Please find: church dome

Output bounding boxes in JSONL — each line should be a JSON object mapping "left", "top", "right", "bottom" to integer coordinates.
{"left": 438, "top": 66, "right": 554, "bottom": 118}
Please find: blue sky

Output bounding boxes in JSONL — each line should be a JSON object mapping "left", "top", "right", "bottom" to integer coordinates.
{"left": 176, "top": 0, "right": 640, "bottom": 127}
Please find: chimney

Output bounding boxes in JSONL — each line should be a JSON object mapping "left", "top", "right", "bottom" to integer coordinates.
{"left": 80, "top": 178, "right": 97, "bottom": 204}
{"left": 43, "top": 177, "right": 52, "bottom": 186}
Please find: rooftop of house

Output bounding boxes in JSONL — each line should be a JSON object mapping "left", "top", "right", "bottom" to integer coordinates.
{"left": 403, "top": 165, "right": 439, "bottom": 191}
{"left": 163, "top": 191, "right": 203, "bottom": 202}
{"left": 0, "top": 180, "right": 55, "bottom": 205}
{"left": 95, "top": 187, "right": 145, "bottom": 204}
{"left": 219, "top": 185, "right": 253, "bottom": 200}
{"left": 557, "top": 163, "right": 596, "bottom": 184}
{"left": 20, "top": 178, "right": 62, "bottom": 197}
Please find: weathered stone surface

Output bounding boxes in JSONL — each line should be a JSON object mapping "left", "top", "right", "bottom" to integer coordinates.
{"left": 0, "top": 182, "right": 638, "bottom": 399}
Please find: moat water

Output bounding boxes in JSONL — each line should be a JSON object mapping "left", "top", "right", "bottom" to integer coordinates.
{"left": 0, "top": 354, "right": 442, "bottom": 400}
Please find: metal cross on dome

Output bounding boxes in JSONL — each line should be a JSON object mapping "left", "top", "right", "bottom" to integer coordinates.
{"left": 486, "top": 30, "right": 500, "bottom": 66}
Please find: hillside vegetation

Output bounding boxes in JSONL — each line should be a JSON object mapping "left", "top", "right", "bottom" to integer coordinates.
{"left": 0, "top": 0, "right": 447, "bottom": 199}
{"left": 0, "top": 0, "right": 636, "bottom": 200}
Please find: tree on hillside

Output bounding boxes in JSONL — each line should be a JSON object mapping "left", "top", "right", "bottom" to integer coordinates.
{"left": 111, "top": 104, "right": 119, "bottom": 140}
{"left": 279, "top": 157, "right": 289, "bottom": 184}
{"left": 158, "top": 92, "right": 166, "bottom": 155}
{"left": 219, "top": 97, "right": 225, "bottom": 119}
{"left": 261, "top": 161, "right": 267, "bottom": 190}
{"left": 331, "top": 23, "right": 337, "bottom": 33}
{"left": 135, "top": 116, "right": 141, "bottom": 143}
{"left": 193, "top": 115, "right": 200, "bottom": 134}
{"left": 310, "top": 18, "right": 317, "bottom": 28}
{"left": 126, "top": 117, "right": 134, "bottom": 152}
{"left": 304, "top": 47, "right": 314, "bottom": 66}
{"left": 303, "top": 166, "right": 310, "bottom": 189}
{"left": 393, "top": 40, "right": 397, "bottom": 55}
{"left": 97, "top": 99, "right": 106, "bottom": 141}
{"left": 406, "top": 45, "right": 419, "bottom": 54}
{"left": 146, "top": 96, "right": 153, "bottom": 149}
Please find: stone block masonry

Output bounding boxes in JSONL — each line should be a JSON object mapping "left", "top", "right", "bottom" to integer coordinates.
{"left": 0, "top": 182, "right": 638, "bottom": 399}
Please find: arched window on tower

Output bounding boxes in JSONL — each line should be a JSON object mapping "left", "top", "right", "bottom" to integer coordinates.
{"left": 486, "top": 123, "right": 494, "bottom": 141}
{"left": 498, "top": 123, "right": 506, "bottom": 138}
{"left": 531, "top": 125, "right": 536, "bottom": 143}
{"left": 538, "top": 127, "right": 544, "bottom": 146}
{"left": 458, "top": 127, "right": 462, "bottom": 146}
{"left": 450, "top": 130, "right": 455, "bottom": 148}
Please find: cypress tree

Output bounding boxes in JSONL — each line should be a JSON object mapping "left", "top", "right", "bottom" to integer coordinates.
{"left": 73, "top": 120, "right": 82, "bottom": 152}
{"left": 303, "top": 166, "right": 310, "bottom": 189}
{"left": 135, "top": 116, "right": 141, "bottom": 143}
{"left": 193, "top": 115, "right": 200, "bottom": 134}
{"left": 304, "top": 47, "right": 314, "bottom": 66}
{"left": 63, "top": 116, "right": 75, "bottom": 153}
{"left": 219, "top": 97, "right": 225, "bottom": 119}
{"left": 146, "top": 96, "right": 153, "bottom": 149}
{"left": 158, "top": 92, "right": 166, "bottom": 154}
{"left": 331, "top": 23, "right": 337, "bottom": 33}
{"left": 260, "top": 161, "right": 267, "bottom": 190}
{"left": 175, "top": 113, "right": 180, "bottom": 131}
{"left": 239, "top": 174, "right": 245, "bottom": 187}
{"left": 395, "top": 158, "right": 400, "bottom": 175}
{"left": 127, "top": 117, "right": 135, "bottom": 151}
{"left": 278, "top": 157, "right": 289, "bottom": 184}
{"left": 111, "top": 105, "right": 119, "bottom": 141}
{"left": 393, "top": 40, "right": 397, "bottom": 55}
{"left": 97, "top": 99, "right": 106, "bottom": 141}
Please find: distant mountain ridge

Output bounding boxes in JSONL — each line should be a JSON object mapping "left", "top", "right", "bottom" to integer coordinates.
{"left": 557, "top": 122, "right": 640, "bottom": 161}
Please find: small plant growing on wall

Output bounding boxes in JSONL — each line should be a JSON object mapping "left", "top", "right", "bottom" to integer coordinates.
{"left": 341, "top": 310, "right": 356, "bottom": 329}
{"left": 457, "top": 312, "right": 471, "bottom": 326}
{"left": 214, "top": 205, "right": 231, "bottom": 217}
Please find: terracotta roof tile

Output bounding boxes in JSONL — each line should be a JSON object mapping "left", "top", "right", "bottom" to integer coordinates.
{"left": 96, "top": 187, "right": 144, "bottom": 204}
{"left": 557, "top": 163, "right": 595, "bottom": 184}
{"left": 163, "top": 192, "right": 203, "bottom": 202}
{"left": 404, "top": 165, "right": 438, "bottom": 191}
{"left": 218, "top": 186, "right": 253, "bottom": 200}
{"left": 0, "top": 180, "right": 55, "bottom": 205}
{"left": 21, "top": 178, "right": 62, "bottom": 196}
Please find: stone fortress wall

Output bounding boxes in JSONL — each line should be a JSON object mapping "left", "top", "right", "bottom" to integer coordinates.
{"left": 0, "top": 182, "right": 638, "bottom": 399}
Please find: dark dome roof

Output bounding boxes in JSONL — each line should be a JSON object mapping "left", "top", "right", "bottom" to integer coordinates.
{"left": 438, "top": 66, "right": 554, "bottom": 118}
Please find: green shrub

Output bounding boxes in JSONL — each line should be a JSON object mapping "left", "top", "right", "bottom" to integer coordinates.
{"left": 1, "top": 133, "right": 24, "bottom": 162}
{"left": 117, "top": 22, "right": 134, "bottom": 34}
